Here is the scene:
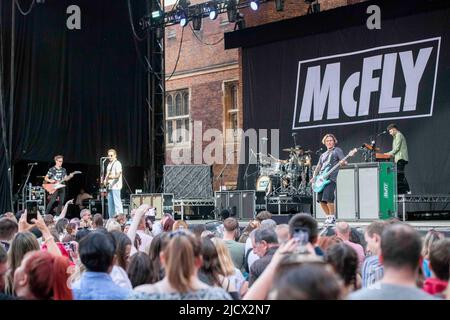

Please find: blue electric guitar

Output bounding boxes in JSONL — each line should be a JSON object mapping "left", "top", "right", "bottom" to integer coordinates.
{"left": 312, "top": 148, "right": 358, "bottom": 193}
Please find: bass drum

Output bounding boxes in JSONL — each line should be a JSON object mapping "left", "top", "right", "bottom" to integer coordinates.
{"left": 256, "top": 175, "right": 272, "bottom": 195}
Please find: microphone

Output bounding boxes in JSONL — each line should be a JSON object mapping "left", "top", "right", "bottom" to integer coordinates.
{"left": 376, "top": 130, "right": 387, "bottom": 137}
{"left": 27, "top": 162, "right": 38, "bottom": 166}
{"left": 315, "top": 148, "right": 323, "bottom": 154}
{"left": 292, "top": 133, "right": 297, "bottom": 136}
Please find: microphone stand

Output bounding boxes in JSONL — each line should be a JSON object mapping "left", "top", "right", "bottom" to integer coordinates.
{"left": 20, "top": 163, "right": 36, "bottom": 210}
{"left": 367, "top": 131, "right": 386, "bottom": 162}
{"left": 244, "top": 148, "right": 258, "bottom": 190}
{"left": 100, "top": 157, "right": 108, "bottom": 217}
{"left": 217, "top": 150, "right": 235, "bottom": 191}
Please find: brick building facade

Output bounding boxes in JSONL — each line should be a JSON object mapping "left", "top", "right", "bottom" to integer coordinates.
{"left": 164, "top": 0, "right": 367, "bottom": 191}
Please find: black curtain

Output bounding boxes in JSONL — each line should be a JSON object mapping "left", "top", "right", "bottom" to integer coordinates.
{"left": 0, "top": 0, "right": 152, "bottom": 214}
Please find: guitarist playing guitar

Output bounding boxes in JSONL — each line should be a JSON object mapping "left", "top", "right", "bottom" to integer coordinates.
{"left": 44, "top": 155, "right": 78, "bottom": 215}
{"left": 101, "top": 149, "right": 123, "bottom": 219}
{"left": 311, "top": 134, "right": 357, "bottom": 225}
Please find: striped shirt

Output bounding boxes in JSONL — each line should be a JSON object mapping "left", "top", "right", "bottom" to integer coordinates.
{"left": 362, "top": 255, "right": 384, "bottom": 288}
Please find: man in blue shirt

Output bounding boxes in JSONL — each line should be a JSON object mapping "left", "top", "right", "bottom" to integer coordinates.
{"left": 72, "top": 231, "right": 131, "bottom": 300}
{"left": 361, "top": 220, "right": 387, "bottom": 287}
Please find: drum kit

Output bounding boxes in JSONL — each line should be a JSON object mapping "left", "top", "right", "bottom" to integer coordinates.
{"left": 255, "top": 146, "right": 313, "bottom": 197}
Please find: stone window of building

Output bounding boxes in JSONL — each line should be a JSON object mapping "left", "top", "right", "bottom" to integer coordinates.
{"left": 224, "top": 81, "right": 239, "bottom": 141}
{"left": 166, "top": 90, "right": 190, "bottom": 145}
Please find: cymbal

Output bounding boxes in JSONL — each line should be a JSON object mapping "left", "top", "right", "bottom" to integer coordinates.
{"left": 282, "top": 146, "right": 303, "bottom": 152}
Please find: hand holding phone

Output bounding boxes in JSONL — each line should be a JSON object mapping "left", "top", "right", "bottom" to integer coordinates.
{"left": 26, "top": 200, "right": 39, "bottom": 224}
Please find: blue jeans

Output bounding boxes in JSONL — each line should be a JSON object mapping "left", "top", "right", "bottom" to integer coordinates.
{"left": 107, "top": 189, "right": 123, "bottom": 218}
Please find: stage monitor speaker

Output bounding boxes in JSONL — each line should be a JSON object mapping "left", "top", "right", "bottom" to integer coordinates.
{"left": 241, "top": 191, "right": 256, "bottom": 219}
{"left": 87, "top": 200, "right": 107, "bottom": 218}
{"left": 215, "top": 192, "right": 229, "bottom": 215}
{"left": 336, "top": 166, "right": 358, "bottom": 220}
{"left": 163, "top": 165, "right": 213, "bottom": 199}
{"left": 228, "top": 192, "right": 241, "bottom": 218}
{"left": 130, "top": 193, "right": 174, "bottom": 219}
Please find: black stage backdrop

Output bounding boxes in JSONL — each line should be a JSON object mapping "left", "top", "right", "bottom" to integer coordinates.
{"left": 227, "top": 0, "right": 450, "bottom": 195}
{"left": 0, "top": 0, "right": 150, "bottom": 213}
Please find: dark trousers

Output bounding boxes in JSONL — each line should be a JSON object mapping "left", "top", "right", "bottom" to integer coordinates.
{"left": 397, "top": 160, "right": 410, "bottom": 194}
{"left": 45, "top": 188, "right": 66, "bottom": 215}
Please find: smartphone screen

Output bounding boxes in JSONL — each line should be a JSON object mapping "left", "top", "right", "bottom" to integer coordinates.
{"left": 26, "top": 200, "right": 39, "bottom": 224}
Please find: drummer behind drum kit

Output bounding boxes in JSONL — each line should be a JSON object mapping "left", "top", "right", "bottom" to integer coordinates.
{"left": 255, "top": 146, "right": 313, "bottom": 197}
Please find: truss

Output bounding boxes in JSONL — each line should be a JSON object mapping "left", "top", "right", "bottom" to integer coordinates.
{"left": 398, "top": 194, "right": 450, "bottom": 203}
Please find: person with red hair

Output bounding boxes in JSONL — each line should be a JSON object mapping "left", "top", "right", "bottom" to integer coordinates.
{"left": 13, "top": 251, "right": 73, "bottom": 300}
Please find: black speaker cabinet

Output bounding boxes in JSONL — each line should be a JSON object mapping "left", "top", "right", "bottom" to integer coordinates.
{"left": 214, "top": 191, "right": 255, "bottom": 219}
{"left": 255, "top": 191, "right": 267, "bottom": 212}
{"left": 241, "top": 191, "right": 256, "bottom": 219}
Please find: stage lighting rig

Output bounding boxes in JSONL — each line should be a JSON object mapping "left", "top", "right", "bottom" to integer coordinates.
{"left": 139, "top": 0, "right": 273, "bottom": 29}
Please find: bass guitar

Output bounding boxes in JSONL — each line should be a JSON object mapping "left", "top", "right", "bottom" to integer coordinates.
{"left": 312, "top": 148, "right": 358, "bottom": 193}
{"left": 43, "top": 171, "right": 82, "bottom": 194}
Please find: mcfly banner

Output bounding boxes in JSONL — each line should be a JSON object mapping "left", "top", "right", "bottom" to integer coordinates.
{"left": 293, "top": 38, "right": 440, "bottom": 129}
{"left": 238, "top": 5, "right": 450, "bottom": 194}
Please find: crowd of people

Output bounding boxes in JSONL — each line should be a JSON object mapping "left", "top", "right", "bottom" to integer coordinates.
{"left": 0, "top": 202, "right": 449, "bottom": 300}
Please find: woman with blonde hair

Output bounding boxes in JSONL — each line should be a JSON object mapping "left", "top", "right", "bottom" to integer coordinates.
{"left": 172, "top": 220, "right": 188, "bottom": 231}
{"left": 5, "top": 231, "right": 40, "bottom": 294}
{"left": 211, "top": 237, "right": 248, "bottom": 297}
{"left": 130, "top": 229, "right": 231, "bottom": 300}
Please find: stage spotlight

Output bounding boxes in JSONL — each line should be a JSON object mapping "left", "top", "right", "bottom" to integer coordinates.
{"left": 152, "top": 10, "right": 162, "bottom": 19}
{"left": 275, "top": 0, "right": 284, "bottom": 12}
{"left": 250, "top": 0, "right": 260, "bottom": 11}
{"left": 192, "top": 15, "right": 202, "bottom": 30}
{"left": 209, "top": 2, "right": 218, "bottom": 20}
{"left": 227, "top": 0, "right": 238, "bottom": 23}
{"left": 179, "top": 10, "right": 188, "bottom": 27}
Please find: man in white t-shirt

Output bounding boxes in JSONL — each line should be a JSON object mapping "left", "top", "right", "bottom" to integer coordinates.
{"left": 103, "top": 149, "right": 123, "bottom": 219}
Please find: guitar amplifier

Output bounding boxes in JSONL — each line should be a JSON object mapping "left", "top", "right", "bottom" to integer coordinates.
{"left": 130, "top": 193, "right": 174, "bottom": 219}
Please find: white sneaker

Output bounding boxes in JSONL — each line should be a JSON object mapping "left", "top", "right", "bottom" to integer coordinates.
{"left": 329, "top": 215, "right": 336, "bottom": 224}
